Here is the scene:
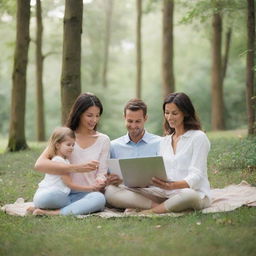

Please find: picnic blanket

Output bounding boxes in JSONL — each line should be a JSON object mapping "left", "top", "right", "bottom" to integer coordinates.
{"left": 1, "top": 181, "right": 256, "bottom": 218}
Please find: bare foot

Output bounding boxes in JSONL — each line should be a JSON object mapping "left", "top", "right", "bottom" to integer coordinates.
{"left": 124, "top": 208, "right": 141, "bottom": 213}
{"left": 139, "top": 209, "right": 155, "bottom": 215}
{"left": 141, "top": 203, "right": 168, "bottom": 214}
{"left": 32, "top": 208, "right": 60, "bottom": 216}
{"left": 26, "top": 206, "right": 36, "bottom": 214}
{"left": 124, "top": 208, "right": 136, "bottom": 213}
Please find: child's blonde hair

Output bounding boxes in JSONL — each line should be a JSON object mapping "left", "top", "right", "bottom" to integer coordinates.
{"left": 47, "top": 127, "right": 75, "bottom": 159}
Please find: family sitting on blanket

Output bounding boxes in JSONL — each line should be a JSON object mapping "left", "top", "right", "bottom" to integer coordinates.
{"left": 30, "top": 92, "right": 211, "bottom": 216}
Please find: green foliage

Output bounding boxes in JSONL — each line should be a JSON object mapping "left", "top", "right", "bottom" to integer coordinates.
{"left": 143, "top": 0, "right": 161, "bottom": 14}
{"left": 82, "top": 0, "right": 131, "bottom": 88}
{"left": 179, "top": 0, "right": 246, "bottom": 24}
{"left": 179, "top": 0, "right": 213, "bottom": 24}
{"left": 0, "top": 0, "right": 16, "bottom": 16}
{"left": 210, "top": 137, "right": 256, "bottom": 170}
{"left": 0, "top": 0, "right": 252, "bottom": 140}
{"left": 207, "top": 131, "right": 256, "bottom": 187}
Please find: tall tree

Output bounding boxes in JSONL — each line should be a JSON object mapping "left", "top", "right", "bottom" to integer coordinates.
{"left": 162, "top": 0, "right": 175, "bottom": 97}
{"left": 246, "top": 0, "right": 255, "bottom": 135}
{"left": 61, "top": 0, "right": 83, "bottom": 124}
{"left": 211, "top": 11, "right": 225, "bottom": 130}
{"left": 136, "top": 0, "right": 142, "bottom": 99}
{"left": 102, "top": 0, "right": 114, "bottom": 88}
{"left": 222, "top": 27, "right": 232, "bottom": 83}
{"left": 36, "top": 0, "right": 45, "bottom": 141}
{"left": 180, "top": 1, "right": 236, "bottom": 130}
{"left": 7, "top": 0, "right": 31, "bottom": 151}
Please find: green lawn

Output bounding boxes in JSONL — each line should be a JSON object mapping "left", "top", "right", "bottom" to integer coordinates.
{"left": 0, "top": 131, "right": 256, "bottom": 256}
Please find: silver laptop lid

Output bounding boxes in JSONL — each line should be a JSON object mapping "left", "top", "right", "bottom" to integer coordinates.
{"left": 119, "top": 156, "right": 167, "bottom": 188}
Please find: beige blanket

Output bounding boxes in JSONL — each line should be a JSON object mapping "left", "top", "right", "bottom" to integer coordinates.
{"left": 1, "top": 181, "right": 256, "bottom": 218}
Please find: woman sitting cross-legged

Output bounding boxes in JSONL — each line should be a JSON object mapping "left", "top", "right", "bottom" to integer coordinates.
{"left": 31, "top": 93, "right": 110, "bottom": 216}
{"left": 105, "top": 92, "right": 211, "bottom": 214}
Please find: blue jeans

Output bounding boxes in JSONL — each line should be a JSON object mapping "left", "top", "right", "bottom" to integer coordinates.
{"left": 33, "top": 189, "right": 106, "bottom": 215}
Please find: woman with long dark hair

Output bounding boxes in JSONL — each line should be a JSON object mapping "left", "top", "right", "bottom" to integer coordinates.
{"left": 143, "top": 92, "right": 211, "bottom": 213}
{"left": 33, "top": 93, "right": 110, "bottom": 216}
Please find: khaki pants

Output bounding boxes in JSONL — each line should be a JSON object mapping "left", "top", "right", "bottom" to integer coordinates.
{"left": 105, "top": 185, "right": 210, "bottom": 212}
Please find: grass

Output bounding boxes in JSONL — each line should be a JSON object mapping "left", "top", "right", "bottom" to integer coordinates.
{"left": 0, "top": 130, "right": 256, "bottom": 256}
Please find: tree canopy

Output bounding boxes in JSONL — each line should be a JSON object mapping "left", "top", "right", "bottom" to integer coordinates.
{"left": 0, "top": 0, "right": 254, "bottom": 143}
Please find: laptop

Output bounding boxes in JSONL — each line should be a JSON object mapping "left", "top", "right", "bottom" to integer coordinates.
{"left": 107, "top": 156, "right": 167, "bottom": 188}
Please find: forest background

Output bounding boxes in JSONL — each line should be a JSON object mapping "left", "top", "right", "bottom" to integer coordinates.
{"left": 0, "top": 0, "right": 254, "bottom": 144}
{"left": 0, "top": 2, "right": 256, "bottom": 254}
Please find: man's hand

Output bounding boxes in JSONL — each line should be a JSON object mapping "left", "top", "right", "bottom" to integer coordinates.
{"left": 106, "top": 173, "right": 123, "bottom": 186}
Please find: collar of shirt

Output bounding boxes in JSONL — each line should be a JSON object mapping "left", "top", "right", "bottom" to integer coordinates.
{"left": 124, "top": 130, "right": 151, "bottom": 144}
{"left": 170, "top": 130, "right": 195, "bottom": 140}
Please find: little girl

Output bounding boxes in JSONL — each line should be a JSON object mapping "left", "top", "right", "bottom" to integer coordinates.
{"left": 30, "top": 127, "right": 105, "bottom": 216}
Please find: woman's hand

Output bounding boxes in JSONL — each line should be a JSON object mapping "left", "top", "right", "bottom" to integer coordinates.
{"left": 152, "top": 177, "right": 173, "bottom": 190}
{"left": 106, "top": 173, "right": 123, "bottom": 186}
{"left": 72, "top": 160, "right": 100, "bottom": 173}
{"left": 91, "top": 180, "right": 106, "bottom": 191}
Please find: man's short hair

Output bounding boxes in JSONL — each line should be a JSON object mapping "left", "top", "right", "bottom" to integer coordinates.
{"left": 124, "top": 98, "right": 147, "bottom": 117}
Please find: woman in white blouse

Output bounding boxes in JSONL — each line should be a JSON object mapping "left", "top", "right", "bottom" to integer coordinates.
{"left": 33, "top": 93, "right": 110, "bottom": 216}
{"left": 142, "top": 92, "right": 211, "bottom": 214}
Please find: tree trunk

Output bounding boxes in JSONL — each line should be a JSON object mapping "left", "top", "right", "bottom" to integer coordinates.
{"left": 136, "top": 0, "right": 142, "bottom": 99}
{"left": 61, "top": 0, "right": 83, "bottom": 124}
{"left": 222, "top": 27, "right": 232, "bottom": 83}
{"left": 246, "top": 0, "right": 255, "bottom": 135}
{"left": 211, "top": 12, "right": 225, "bottom": 130}
{"left": 102, "top": 0, "right": 114, "bottom": 88}
{"left": 7, "top": 0, "right": 30, "bottom": 152}
{"left": 36, "top": 0, "right": 45, "bottom": 141}
{"left": 162, "top": 0, "right": 175, "bottom": 97}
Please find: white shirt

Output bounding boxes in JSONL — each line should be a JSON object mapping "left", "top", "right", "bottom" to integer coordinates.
{"left": 37, "top": 156, "right": 71, "bottom": 194}
{"left": 159, "top": 130, "right": 211, "bottom": 199}
{"left": 70, "top": 132, "right": 110, "bottom": 186}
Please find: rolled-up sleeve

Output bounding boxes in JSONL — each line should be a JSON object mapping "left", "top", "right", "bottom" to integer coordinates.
{"left": 184, "top": 133, "right": 210, "bottom": 189}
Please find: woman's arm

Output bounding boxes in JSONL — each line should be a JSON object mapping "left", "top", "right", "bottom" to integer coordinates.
{"left": 61, "top": 174, "right": 91, "bottom": 192}
{"left": 61, "top": 174, "right": 104, "bottom": 192}
{"left": 183, "top": 132, "right": 210, "bottom": 190}
{"left": 34, "top": 147, "right": 99, "bottom": 175}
